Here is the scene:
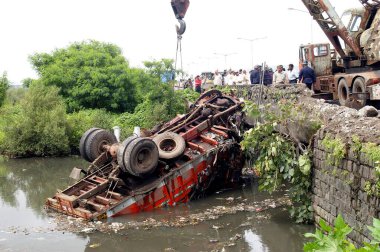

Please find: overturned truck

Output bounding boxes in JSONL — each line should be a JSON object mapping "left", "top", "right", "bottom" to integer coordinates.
{"left": 45, "top": 91, "right": 245, "bottom": 220}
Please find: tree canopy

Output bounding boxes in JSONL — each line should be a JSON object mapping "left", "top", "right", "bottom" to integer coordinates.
{"left": 29, "top": 40, "right": 137, "bottom": 113}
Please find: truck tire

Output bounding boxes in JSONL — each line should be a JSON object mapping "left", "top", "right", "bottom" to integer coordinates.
{"left": 85, "top": 129, "right": 117, "bottom": 163}
{"left": 352, "top": 78, "right": 367, "bottom": 108}
{"left": 338, "top": 78, "right": 350, "bottom": 106}
{"left": 117, "top": 135, "right": 138, "bottom": 173}
{"left": 153, "top": 132, "right": 186, "bottom": 159}
{"left": 79, "top": 128, "right": 101, "bottom": 162}
{"left": 123, "top": 138, "right": 159, "bottom": 177}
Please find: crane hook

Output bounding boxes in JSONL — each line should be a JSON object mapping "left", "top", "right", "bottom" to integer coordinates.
{"left": 176, "top": 19, "right": 186, "bottom": 36}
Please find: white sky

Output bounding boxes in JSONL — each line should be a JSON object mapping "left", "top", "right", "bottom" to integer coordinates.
{"left": 0, "top": 0, "right": 362, "bottom": 84}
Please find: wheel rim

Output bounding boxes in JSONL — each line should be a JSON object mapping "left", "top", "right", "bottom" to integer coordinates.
{"left": 159, "top": 139, "right": 177, "bottom": 152}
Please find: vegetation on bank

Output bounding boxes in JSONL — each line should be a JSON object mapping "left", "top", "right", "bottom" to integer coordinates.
{"left": 241, "top": 98, "right": 320, "bottom": 224}
{"left": 0, "top": 40, "right": 199, "bottom": 157}
{"left": 304, "top": 215, "right": 380, "bottom": 251}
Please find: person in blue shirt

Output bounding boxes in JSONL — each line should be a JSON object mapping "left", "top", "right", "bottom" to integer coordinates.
{"left": 298, "top": 61, "right": 316, "bottom": 90}
{"left": 250, "top": 65, "right": 261, "bottom": 84}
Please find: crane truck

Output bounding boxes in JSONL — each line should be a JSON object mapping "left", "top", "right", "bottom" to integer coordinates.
{"left": 300, "top": 0, "right": 380, "bottom": 108}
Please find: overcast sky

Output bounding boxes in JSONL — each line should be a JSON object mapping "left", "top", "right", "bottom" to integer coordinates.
{"left": 0, "top": 0, "right": 362, "bottom": 84}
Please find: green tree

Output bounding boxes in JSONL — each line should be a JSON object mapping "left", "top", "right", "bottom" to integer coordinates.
{"left": 29, "top": 40, "right": 137, "bottom": 113}
{"left": 21, "top": 77, "right": 35, "bottom": 88}
{"left": 0, "top": 72, "right": 10, "bottom": 107}
{"left": 0, "top": 83, "right": 69, "bottom": 157}
{"left": 143, "top": 58, "right": 176, "bottom": 78}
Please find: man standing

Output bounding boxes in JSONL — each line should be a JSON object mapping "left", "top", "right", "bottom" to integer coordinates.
{"left": 298, "top": 61, "right": 316, "bottom": 90}
{"left": 273, "top": 65, "right": 288, "bottom": 85}
{"left": 250, "top": 65, "right": 261, "bottom": 84}
{"left": 214, "top": 70, "right": 223, "bottom": 86}
{"left": 287, "top": 64, "right": 298, "bottom": 84}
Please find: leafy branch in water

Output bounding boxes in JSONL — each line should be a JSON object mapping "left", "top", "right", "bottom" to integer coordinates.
{"left": 241, "top": 99, "right": 314, "bottom": 223}
{"left": 304, "top": 215, "right": 380, "bottom": 251}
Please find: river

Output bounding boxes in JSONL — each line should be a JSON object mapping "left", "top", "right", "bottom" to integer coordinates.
{"left": 0, "top": 157, "right": 314, "bottom": 252}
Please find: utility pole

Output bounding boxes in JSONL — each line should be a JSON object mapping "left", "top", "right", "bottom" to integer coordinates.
{"left": 288, "top": 7, "right": 313, "bottom": 43}
{"left": 213, "top": 52, "right": 237, "bottom": 69}
{"left": 237, "top": 37, "right": 267, "bottom": 69}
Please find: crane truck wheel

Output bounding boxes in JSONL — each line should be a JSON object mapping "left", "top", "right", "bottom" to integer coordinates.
{"left": 117, "top": 135, "right": 139, "bottom": 173}
{"left": 79, "top": 128, "right": 101, "bottom": 162}
{"left": 338, "top": 78, "right": 350, "bottom": 107}
{"left": 123, "top": 138, "right": 159, "bottom": 178}
{"left": 84, "top": 129, "right": 117, "bottom": 163}
{"left": 352, "top": 78, "right": 367, "bottom": 108}
{"left": 153, "top": 132, "right": 186, "bottom": 160}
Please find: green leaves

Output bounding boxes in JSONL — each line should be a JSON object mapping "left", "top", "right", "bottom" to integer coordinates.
{"left": 0, "top": 83, "right": 70, "bottom": 157}
{"left": 29, "top": 40, "right": 138, "bottom": 113}
{"left": 322, "top": 135, "right": 347, "bottom": 167}
{"left": 304, "top": 215, "right": 380, "bottom": 252}
{"left": 299, "top": 153, "right": 312, "bottom": 175}
{"left": 241, "top": 99, "right": 314, "bottom": 223}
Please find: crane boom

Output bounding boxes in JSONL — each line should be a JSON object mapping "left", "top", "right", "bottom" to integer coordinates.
{"left": 301, "top": 0, "right": 362, "bottom": 59}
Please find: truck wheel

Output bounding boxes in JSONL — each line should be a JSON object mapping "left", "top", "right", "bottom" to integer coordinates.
{"left": 117, "top": 135, "right": 138, "bottom": 173}
{"left": 338, "top": 78, "right": 350, "bottom": 106}
{"left": 79, "top": 128, "right": 101, "bottom": 162}
{"left": 123, "top": 138, "right": 159, "bottom": 177}
{"left": 153, "top": 132, "right": 186, "bottom": 159}
{"left": 85, "top": 129, "right": 117, "bottom": 162}
{"left": 352, "top": 78, "right": 367, "bottom": 108}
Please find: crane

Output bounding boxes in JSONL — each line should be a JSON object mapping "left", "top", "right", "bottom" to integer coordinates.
{"left": 299, "top": 0, "right": 380, "bottom": 107}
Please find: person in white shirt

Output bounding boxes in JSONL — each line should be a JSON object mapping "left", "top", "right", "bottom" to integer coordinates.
{"left": 213, "top": 70, "right": 223, "bottom": 86}
{"left": 236, "top": 70, "right": 245, "bottom": 85}
{"left": 273, "top": 65, "right": 288, "bottom": 85}
{"left": 287, "top": 64, "right": 299, "bottom": 84}
{"left": 226, "top": 71, "right": 235, "bottom": 85}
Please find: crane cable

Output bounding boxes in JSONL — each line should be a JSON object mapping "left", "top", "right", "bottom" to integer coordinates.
{"left": 174, "top": 34, "right": 183, "bottom": 78}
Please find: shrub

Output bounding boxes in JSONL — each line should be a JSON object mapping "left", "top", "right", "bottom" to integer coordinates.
{"left": 0, "top": 83, "right": 69, "bottom": 157}
{"left": 66, "top": 109, "right": 117, "bottom": 153}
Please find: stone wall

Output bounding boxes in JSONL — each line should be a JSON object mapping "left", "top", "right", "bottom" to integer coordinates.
{"left": 304, "top": 99, "right": 380, "bottom": 246}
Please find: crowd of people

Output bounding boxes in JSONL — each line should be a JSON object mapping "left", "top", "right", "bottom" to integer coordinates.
{"left": 181, "top": 61, "right": 316, "bottom": 93}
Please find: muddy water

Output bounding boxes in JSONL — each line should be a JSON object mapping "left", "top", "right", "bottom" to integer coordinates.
{"left": 0, "top": 158, "right": 314, "bottom": 252}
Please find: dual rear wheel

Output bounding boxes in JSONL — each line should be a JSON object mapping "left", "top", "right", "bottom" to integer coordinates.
{"left": 337, "top": 78, "right": 366, "bottom": 108}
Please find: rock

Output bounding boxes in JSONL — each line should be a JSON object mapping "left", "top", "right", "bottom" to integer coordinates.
{"left": 164, "top": 248, "right": 176, "bottom": 252}
{"left": 229, "top": 234, "right": 242, "bottom": 241}
{"left": 358, "top": 106, "right": 379, "bottom": 117}
{"left": 81, "top": 228, "right": 96, "bottom": 233}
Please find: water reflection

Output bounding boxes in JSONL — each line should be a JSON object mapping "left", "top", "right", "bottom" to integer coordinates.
{"left": 0, "top": 157, "right": 87, "bottom": 218}
{"left": 244, "top": 230, "right": 269, "bottom": 251}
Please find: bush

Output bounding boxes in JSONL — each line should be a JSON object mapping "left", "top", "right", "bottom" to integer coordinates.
{"left": 0, "top": 83, "right": 69, "bottom": 157}
{"left": 66, "top": 109, "right": 117, "bottom": 153}
{"left": 5, "top": 87, "right": 28, "bottom": 105}
{"left": 114, "top": 85, "right": 188, "bottom": 139}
